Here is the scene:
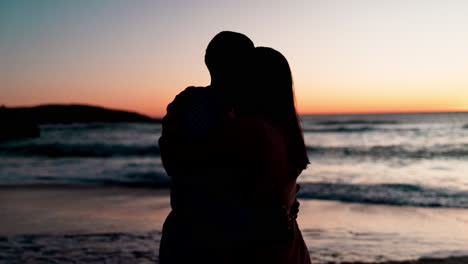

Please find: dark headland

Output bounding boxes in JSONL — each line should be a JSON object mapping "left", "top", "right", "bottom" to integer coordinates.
{"left": 0, "top": 104, "right": 160, "bottom": 141}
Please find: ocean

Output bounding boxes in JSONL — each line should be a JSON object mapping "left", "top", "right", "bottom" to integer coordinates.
{"left": 2, "top": 112, "right": 468, "bottom": 263}
{"left": 1, "top": 112, "right": 468, "bottom": 208}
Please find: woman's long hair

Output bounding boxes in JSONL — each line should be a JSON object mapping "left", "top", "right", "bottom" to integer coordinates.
{"left": 237, "top": 47, "right": 310, "bottom": 174}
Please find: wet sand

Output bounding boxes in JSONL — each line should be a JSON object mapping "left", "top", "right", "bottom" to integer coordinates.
{"left": 298, "top": 198, "right": 468, "bottom": 263}
{"left": 0, "top": 184, "right": 170, "bottom": 235}
{"left": 343, "top": 256, "right": 468, "bottom": 264}
{"left": 0, "top": 185, "right": 169, "bottom": 264}
{"left": 1, "top": 185, "right": 468, "bottom": 263}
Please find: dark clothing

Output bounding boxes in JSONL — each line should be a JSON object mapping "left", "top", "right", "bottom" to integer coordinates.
{"left": 159, "top": 87, "right": 311, "bottom": 264}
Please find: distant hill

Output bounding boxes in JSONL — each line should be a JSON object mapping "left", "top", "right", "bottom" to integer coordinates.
{"left": 0, "top": 104, "right": 160, "bottom": 141}
{"left": 0, "top": 104, "right": 160, "bottom": 124}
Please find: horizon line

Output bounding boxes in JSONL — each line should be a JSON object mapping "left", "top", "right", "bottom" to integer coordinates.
{"left": 300, "top": 109, "right": 468, "bottom": 116}
{"left": 2, "top": 103, "right": 467, "bottom": 118}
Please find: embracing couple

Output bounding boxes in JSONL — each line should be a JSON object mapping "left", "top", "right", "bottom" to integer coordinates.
{"left": 158, "top": 31, "right": 311, "bottom": 264}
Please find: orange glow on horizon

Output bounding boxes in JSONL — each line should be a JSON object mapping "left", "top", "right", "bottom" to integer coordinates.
{"left": 2, "top": 1, "right": 468, "bottom": 118}
{"left": 6, "top": 99, "right": 465, "bottom": 119}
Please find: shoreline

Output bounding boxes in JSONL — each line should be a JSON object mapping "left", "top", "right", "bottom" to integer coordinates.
{"left": 1, "top": 185, "right": 468, "bottom": 263}
{"left": 344, "top": 256, "right": 468, "bottom": 264}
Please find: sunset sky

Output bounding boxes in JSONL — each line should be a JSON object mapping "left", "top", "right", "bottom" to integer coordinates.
{"left": 1, "top": 0, "right": 468, "bottom": 117}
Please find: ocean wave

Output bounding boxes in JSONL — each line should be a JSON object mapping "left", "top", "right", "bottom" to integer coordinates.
{"left": 40, "top": 123, "right": 118, "bottom": 131}
{"left": 29, "top": 171, "right": 170, "bottom": 187}
{"left": 306, "top": 144, "right": 468, "bottom": 159}
{"left": 297, "top": 182, "right": 468, "bottom": 208}
{"left": 303, "top": 126, "right": 422, "bottom": 133}
{"left": 303, "top": 126, "right": 376, "bottom": 133}
{"left": 70, "top": 177, "right": 170, "bottom": 187}
{"left": 0, "top": 143, "right": 160, "bottom": 157}
{"left": 316, "top": 120, "right": 398, "bottom": 125}
{"left": 40, "top": 122, "right": 161, "bottom": 132}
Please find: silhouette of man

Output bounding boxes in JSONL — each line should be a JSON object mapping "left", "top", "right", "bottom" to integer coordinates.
{"left": 158, "top": 31, "right": 255, "bottom": 263}
{"left": 158, "top": 31, "right": 254, "bottom": 175}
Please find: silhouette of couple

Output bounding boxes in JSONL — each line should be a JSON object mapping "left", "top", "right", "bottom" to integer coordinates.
{"left": 158, "top": 31, "right": 311, "bottom": 264}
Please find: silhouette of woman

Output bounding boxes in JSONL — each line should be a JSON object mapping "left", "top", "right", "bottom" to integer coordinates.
{"left": 230, "top": 46, "right": 311, "bottom": 263}
{"left": 159, "top": 46, "right": 311, "bottom": 264}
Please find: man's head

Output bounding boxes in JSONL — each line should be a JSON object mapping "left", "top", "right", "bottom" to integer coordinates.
{"left": 205, "top": 31, "right": 254, "bottom": 87}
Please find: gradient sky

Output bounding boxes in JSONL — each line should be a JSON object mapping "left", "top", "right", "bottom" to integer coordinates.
{"left": 1, "top": 0, "right": 468, "bottom": 117}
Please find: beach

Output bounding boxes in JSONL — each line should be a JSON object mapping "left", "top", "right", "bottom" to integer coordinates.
{"left": 2, "top": 185, "right": 468, "bottom": 264}
{"left": 3, "top": 0, "right": 468, "bottom": 261}
{"left": 2, "top": 113, "right": 468, "bottom": 263}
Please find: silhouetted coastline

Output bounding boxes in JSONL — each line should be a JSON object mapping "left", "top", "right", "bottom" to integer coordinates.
{"left": 1, "top": 104, "right": 159, "bottom": 124}
{"left": 0, "top": 104, "right": 160, "bottom": 141}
